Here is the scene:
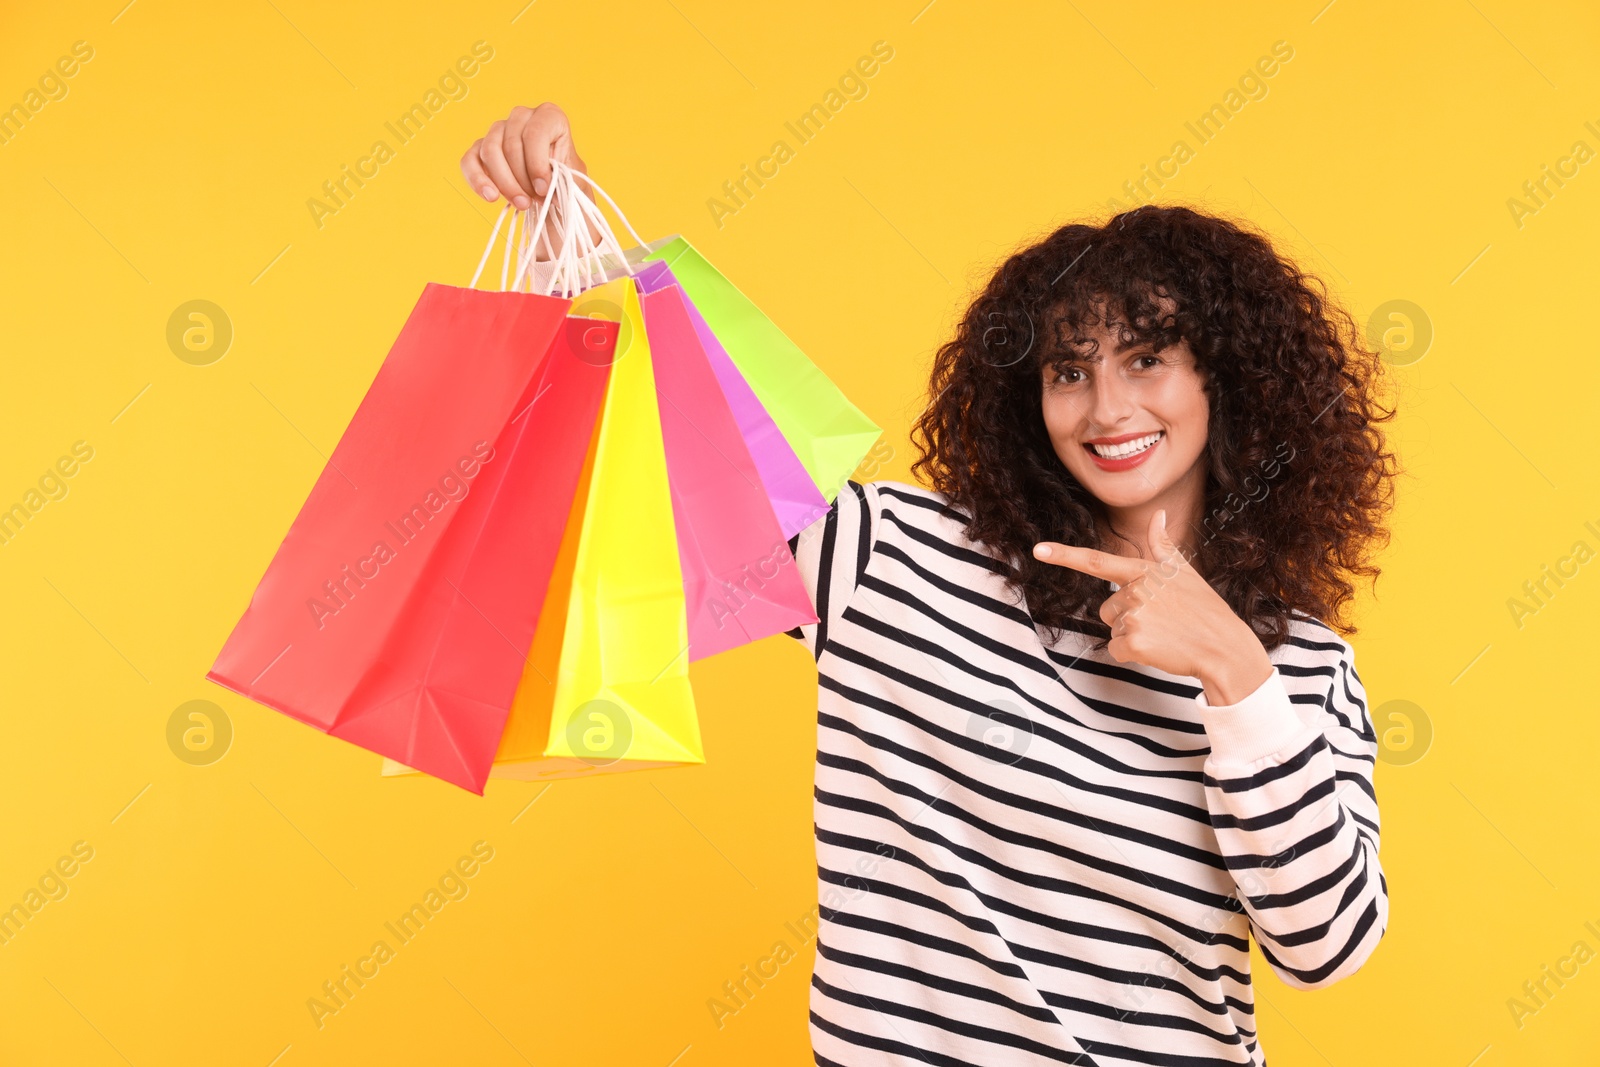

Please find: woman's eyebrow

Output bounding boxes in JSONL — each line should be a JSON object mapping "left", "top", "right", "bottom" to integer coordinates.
{"left": 1045, "top": 350, "right": 1096, "bottom": 367}
{"left": 1057, "top": 342, "right": 1149, "bottom": 362}
{"left": 1044, "top": 331, "right": 1159, "bottom": 365}
{"left": 1110, "top": 330, "right": 1160, "bottom": 351}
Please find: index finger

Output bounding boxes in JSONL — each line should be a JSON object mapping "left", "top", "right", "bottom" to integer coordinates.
{"left": 1033, "top": 542, "right": 1145, "bottom": 585}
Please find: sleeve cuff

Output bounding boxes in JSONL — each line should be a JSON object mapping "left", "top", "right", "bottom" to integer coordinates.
{"left": 1195, "top": 667, "right": 1321, "bottom": 769}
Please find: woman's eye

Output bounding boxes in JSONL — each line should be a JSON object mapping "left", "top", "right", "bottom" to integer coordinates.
{"left": 1052, "top": 367, "right": 1084, "bottom": 385}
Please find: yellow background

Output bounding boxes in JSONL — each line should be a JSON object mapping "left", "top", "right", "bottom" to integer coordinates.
{"left": 1, "top": 0, "right": 1596, "bottom": 1063}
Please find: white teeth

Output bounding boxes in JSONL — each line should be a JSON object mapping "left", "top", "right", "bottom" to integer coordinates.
{"left": 1089, "top": 431, "right": 1162, "bottom": 459}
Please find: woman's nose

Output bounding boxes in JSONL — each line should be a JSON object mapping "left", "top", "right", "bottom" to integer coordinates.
{"left": 1088, "top": 373, "right": 1137, "bottom": 428}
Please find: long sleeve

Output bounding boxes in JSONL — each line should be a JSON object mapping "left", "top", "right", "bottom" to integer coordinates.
{"left": 783, "top": 479, "right": 877, "bottom": 660}
{"left": 1197, "top": 635, "right": 1389, "bottom": 990}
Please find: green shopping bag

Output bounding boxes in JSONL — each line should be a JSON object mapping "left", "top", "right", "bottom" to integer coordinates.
{"left": 638, "top": 236, "right": 881, "bottom": 503}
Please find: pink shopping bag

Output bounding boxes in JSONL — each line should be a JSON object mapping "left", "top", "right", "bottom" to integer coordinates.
{"left": 633, "top": 259, "right": 828, "bottom": 540}
{"left": 640, "top": 282, "right": 819, "bottom": 659}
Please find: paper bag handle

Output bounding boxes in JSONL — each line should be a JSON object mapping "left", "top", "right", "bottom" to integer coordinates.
{"left": 515, "top": 160, "right": 648, "bottom": 295}
{"left": 467, "top": 165, "right": 589, "bottom": 292}
{"left": 467, "top": 161, "right": 648, "bottom": 296}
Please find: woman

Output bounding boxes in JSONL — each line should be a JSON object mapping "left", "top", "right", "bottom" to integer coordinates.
{"left": 464, "top": 104, "right": 1395, "bottom": 1067}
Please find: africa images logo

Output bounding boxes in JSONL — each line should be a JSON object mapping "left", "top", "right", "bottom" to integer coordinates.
{"left": 305, "top": 441, "right": 494, "bottom": 629}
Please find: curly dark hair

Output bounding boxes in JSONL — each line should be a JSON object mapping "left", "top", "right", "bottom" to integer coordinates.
{"left": 909, "top": 203, "right": 1400, "bottom": 653}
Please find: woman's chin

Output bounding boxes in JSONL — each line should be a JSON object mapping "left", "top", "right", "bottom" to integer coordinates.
{"left": 1069, "top": 466, "right": 1168, "bottom": 508}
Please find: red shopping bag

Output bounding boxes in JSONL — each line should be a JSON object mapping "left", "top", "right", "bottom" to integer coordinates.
{"left": 208, "top": 283, "right": 616, "bottom": 792}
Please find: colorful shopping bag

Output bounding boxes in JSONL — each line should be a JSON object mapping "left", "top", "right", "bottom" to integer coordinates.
{"left": 382, "top": 348, "right": 605, "bottom": 783}
{"left": 637, "top": 237, "right": 882, "bottom": 513}
{"left": 641, "top": 281, "right": 818, "bottom": 659}
{"left": 546, "top": 276, "right": 703, "bottom": 769}
{"left": 633, "top": 260, "right": 826, "bottom": 540}
{"left": 208, "top": 283, "right": 616, "bottom": 793}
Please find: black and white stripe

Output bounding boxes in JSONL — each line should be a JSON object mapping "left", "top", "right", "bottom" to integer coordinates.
{"left": 785, "top": 479, "right": 1388, "bottom": 1067}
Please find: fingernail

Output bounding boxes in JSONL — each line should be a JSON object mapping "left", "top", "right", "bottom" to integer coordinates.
{"left": 513, "top": 195, "right": 530, "bottom": 209}
{"left": 1035, "top": 544, "right": 1052, "bottom": 558}
{"left": 533, "top": 177, "right": 548, "bottom": 196}
{"left": 481, "top": 185, "right": 498, "bottom": 200}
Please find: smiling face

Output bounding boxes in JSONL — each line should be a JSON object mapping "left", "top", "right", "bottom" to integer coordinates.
{"left": 1040, "top": 297, "right": 1212, "bottom": 549}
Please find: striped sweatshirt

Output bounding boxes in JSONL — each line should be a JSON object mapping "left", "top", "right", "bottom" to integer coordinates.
{"left": 783, "top": 479, "right": 1388, "bottom": 1067}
